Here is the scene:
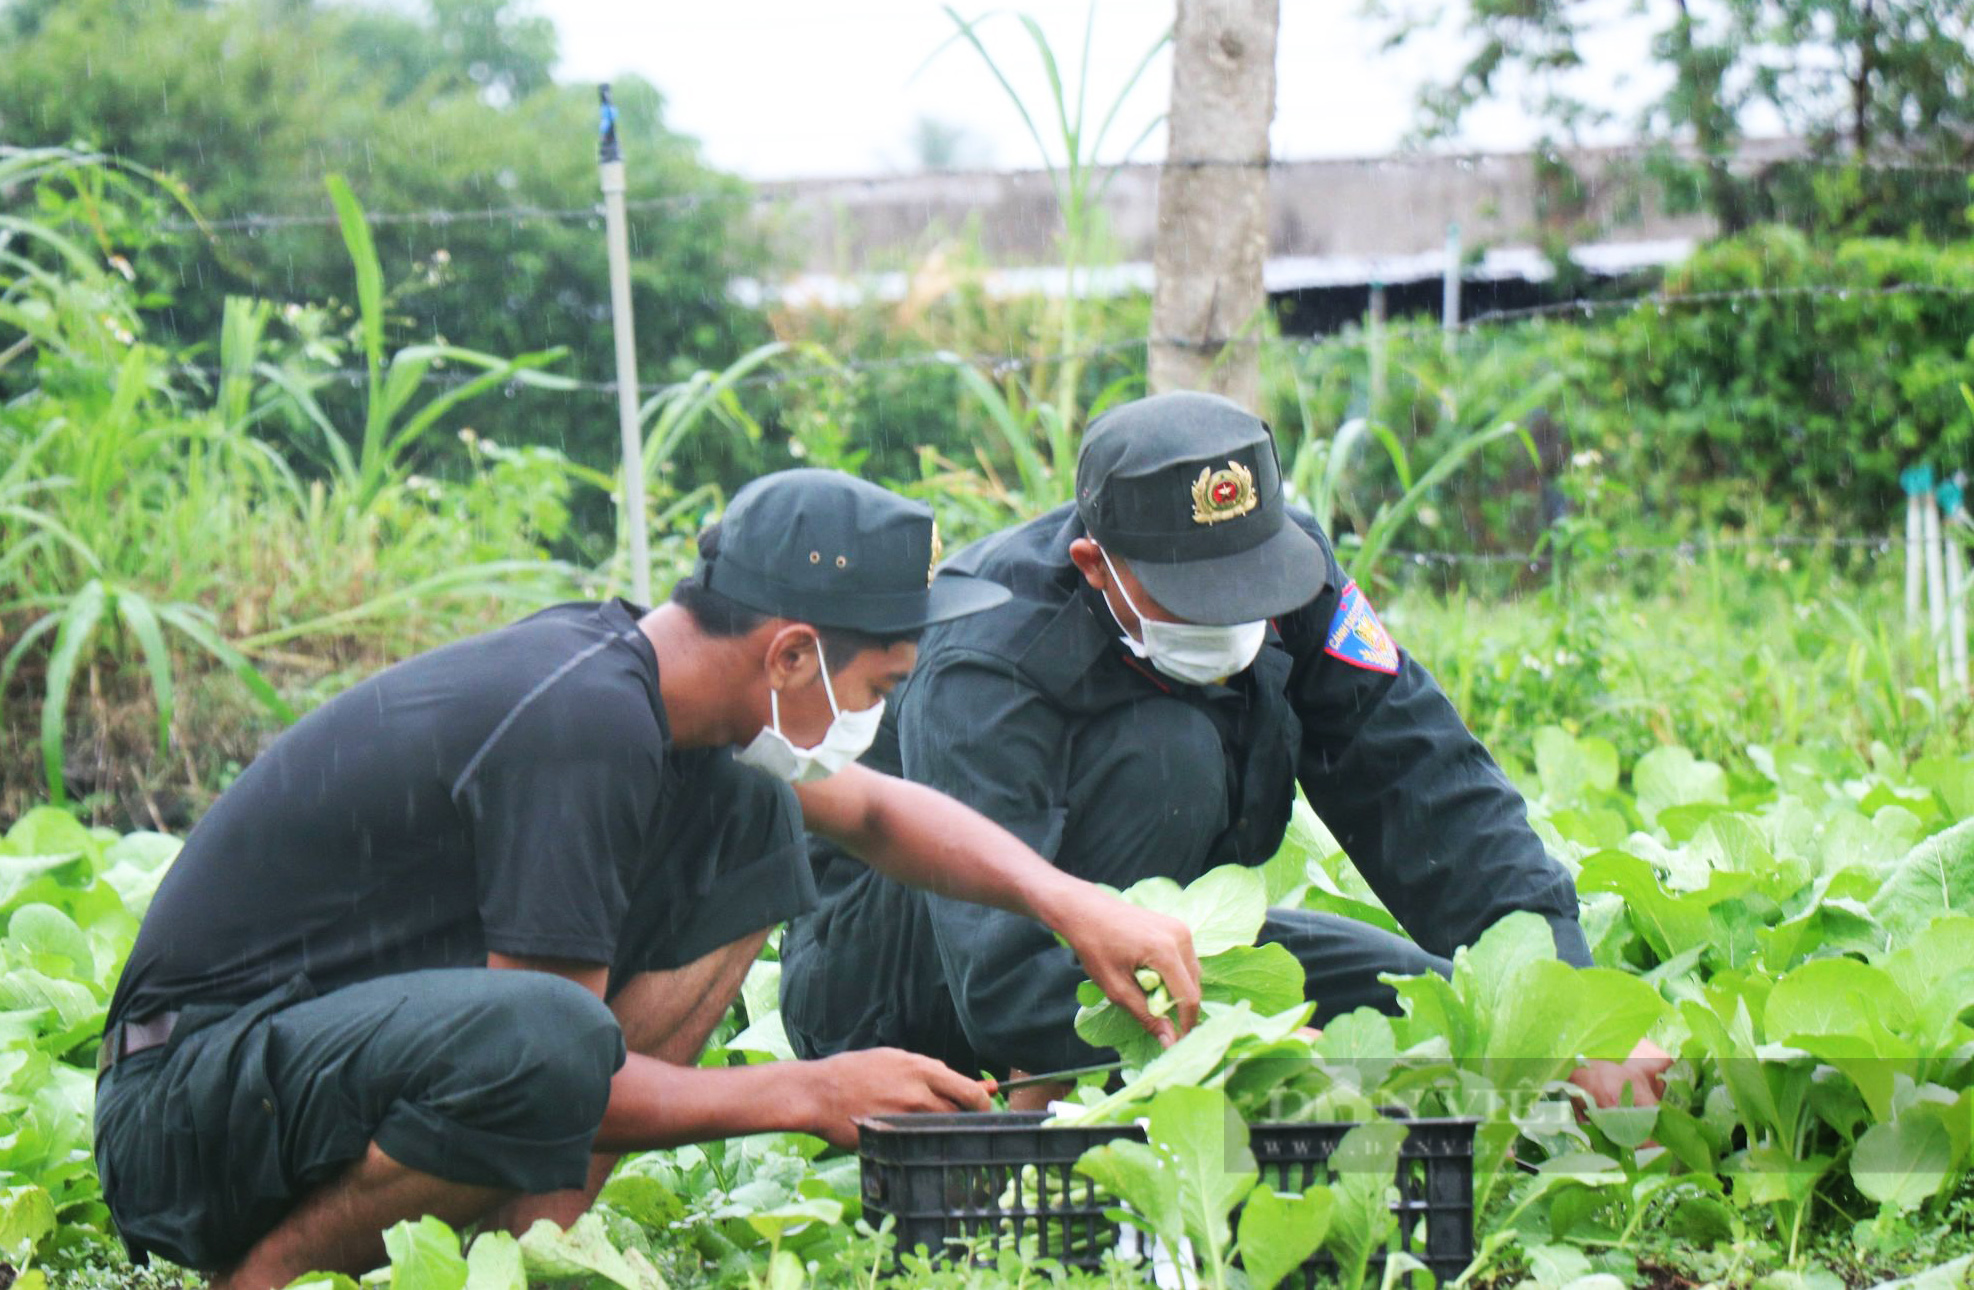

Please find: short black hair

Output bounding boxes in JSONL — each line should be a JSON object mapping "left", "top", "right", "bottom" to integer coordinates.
{"left": 670, "top": 523, "right": 920, "bottom": 668}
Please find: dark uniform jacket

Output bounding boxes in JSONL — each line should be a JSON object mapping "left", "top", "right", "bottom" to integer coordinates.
{"left": 780, "top": 503, "right": 1589, "bottom": 1075}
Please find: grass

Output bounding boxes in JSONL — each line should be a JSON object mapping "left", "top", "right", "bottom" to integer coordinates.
{"left": 1391, "top": 543, "right": 1974, "bottom": 775}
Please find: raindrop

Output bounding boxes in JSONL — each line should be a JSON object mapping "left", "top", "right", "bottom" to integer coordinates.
{"left": 503, "top": 381, "right": 520, "bottom": 399}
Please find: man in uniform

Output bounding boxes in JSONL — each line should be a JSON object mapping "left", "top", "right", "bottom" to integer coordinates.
{"left": 94, "top": 469, "right": 1201, "bottom": 1289}
{"left": 781, "top": 392, "right": 1668, "bottom": 1107}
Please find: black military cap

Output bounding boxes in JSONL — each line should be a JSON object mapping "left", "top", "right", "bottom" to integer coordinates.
{"left": 1075, "top": 392, "right": 1328, "bottom": 624}
{"left": 704, "top": 469, "right": 1009, "bottom": 633}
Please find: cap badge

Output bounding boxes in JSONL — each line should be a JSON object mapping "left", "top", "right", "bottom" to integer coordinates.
{"left": 1190, "top": 460, "right": 1258, "bottom": 525}
{"left": 927, "top": 521, "right": 943, "bottom": 586}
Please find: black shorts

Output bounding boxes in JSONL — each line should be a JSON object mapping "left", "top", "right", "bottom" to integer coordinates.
{"left": 95, "top": 970, "right": 623, "bottom": 1271}
{"left": 95, "top": 748, "right": 814, "bottom": 1271}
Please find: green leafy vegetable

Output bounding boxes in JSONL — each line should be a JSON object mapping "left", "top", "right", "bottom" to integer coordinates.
{"left": 380, "top": 1215, "right": 468, "bottom": 1290}
{"left": 1237, "top": 1184, "right": 1334, "bottom": 1290}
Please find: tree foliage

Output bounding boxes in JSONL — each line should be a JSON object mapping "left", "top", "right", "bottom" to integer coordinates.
{"left": 0, "top": 0, "right": 770, "bottom": 477}
{"left": 1373, "top": 0, "right": 1974, "bottom": 238}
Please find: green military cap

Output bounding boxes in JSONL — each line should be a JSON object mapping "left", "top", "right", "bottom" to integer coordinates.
{"left": 704, "top": 468, "right": 1009, "bottom": 633}
{"left": 1075, "top": 391, "right": 1328, "bottom": 624}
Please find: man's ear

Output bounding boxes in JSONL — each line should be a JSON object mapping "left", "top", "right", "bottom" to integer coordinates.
{"left": 762, "top": 623, "right": 823, "bottom": 690}
{"left": 1068, "top": 537, "right": 1108, "bottom": 591}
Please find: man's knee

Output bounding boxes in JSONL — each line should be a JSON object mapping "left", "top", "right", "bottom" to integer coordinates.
{"left": 459, "top": 972, "right": 624, "bottom": 1139}
{"left": 1261, "top": 910, "right": 1453, "bottom": 1028}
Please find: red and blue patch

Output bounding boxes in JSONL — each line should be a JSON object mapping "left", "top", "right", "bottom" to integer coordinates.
{"left": 1323, "top": 580, "right": 1400, "bottom": 675}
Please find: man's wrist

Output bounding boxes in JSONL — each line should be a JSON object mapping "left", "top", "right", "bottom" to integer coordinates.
{"left": 772, "top": 1058, "right": 830, "bottom": 1137}
{"left": 1023, "top": 868, "right": 1093, "bottom": 939}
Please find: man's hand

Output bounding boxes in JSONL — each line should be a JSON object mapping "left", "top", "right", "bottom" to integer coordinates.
{"left": 1040, "top": 883, "right": 1202, "bottom": 1048}
{"left": 801, "top": 767, "right": 1203, "bottom": 1048}
{"left": 802, "top": 1048, "right": 992, "bottom": 1149}
{"left": 1568, "top": 1038, "right": 1672, "bottom": 1110}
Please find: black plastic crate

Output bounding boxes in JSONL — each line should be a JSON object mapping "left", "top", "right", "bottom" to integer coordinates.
{"left": 858, "top": 1111, "right": 1476, "bottom": 1284}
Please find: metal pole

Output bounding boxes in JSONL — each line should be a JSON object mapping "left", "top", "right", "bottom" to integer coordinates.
{"left": 1943, "top": 477, "right": 1969, "bottom": 691}
{"left": 1903, "top": 465, "right": 1929, "bottom": 632}
{"left": 599, "top": 84, "right": 652, "bottom": 605}
{"left": 1442, "top": 223, "right": 1462, "bottom": 349}
{"left": 1368, "top": 279, "right": 1387, "bottom": 423}
{"left": 1924, "top": 483, "right": 1949, "bottom": 690}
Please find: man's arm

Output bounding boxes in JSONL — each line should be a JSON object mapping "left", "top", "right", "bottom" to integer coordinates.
{"left": 1278, "top": 520, "right": 1668, "bottom": 1106}
{"left": 1279, "top": 524, "right": 1591, "bottom": 965}
{"left": 489, "top": 953, "right": 989, "bottom": 1149}
{"left": 795, "top": 762, "right": 1202, "bottom": 1048}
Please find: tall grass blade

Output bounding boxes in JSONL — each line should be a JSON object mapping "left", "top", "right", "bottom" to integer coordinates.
{"left": 1355, "top": 418, "right": 1541, "bottom": 580}
{"left": 941, "top": 8, "right": 1062, "bottom": 196}
{"left": 253, "top": 362, "right": 359, "bottom": 484}
{"left": 639, "top": 342, "right": 790, "bottom": 475}
{"left": 114, "top": 590, "right": 174, "bottom": 756}
{"left": 0, "top": 611, "right": 61, "bottom": 698}
{"left": 326, "top": 174, "right": 387, "bottom": 484}
{"left": 153, "top": 603, "right": 296, "bottom": 725}
{"left": 232, "top": 561, "right": 578, "bottom": 651}
{"left": 1090, "top": 27, "right": 1171, "bottom": 163}
{"left": 40, "top": 580, "right": 108, "bottom": 803}
{"left": 1, "top": 504, "right": 103, "bottom": 574}
{"left": 1019, "top": 14, "right": 1074, "bottom": 175}
{"left": 381, "top": 347, "right": 570, "bottom": 469}
{"left": 1314, "top": 418, "right": 1371, "bottom": 534}
{"left": 946, "top": 358, "right": 1054, "bottom": 499}
{"left": 325, "top": 175, "right": 384, "bottom": 378}
{"left": 217, "top": 296, "right": 270, "bottom": 430}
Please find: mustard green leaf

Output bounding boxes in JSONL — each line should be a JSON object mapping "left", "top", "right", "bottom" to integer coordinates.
{"left": 1853, "top": 1113, "right": 1957, "bottom": 1211}
{"left": 380, "top": 1215, "right": 466, "bottom": 1290}
{"left": 1237, "top": 1184, "right": 1334, "bottom": 1290}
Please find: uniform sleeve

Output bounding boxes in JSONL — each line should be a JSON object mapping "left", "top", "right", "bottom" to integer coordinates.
{"left": 1280, "top": 521, "right": 1591, "bottom": 967}
{"left": 453, "top": 683, "right": 660, "bottom": 966}
{"left": 895, "top": 652, "right": 1098, "bottom": 1072}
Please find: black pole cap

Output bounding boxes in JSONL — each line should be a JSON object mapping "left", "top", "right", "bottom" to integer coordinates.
{"left": 598, "top": 84, "right": 620, "bottom": 164}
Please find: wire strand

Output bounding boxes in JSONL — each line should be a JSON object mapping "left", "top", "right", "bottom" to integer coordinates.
{"left": 1379, "top": 533, "right": 1909, "bottom": 569}
{"left": 174, "top": 277, "right": 1974, "bottom": 400}
{"left": 158, "top": 189, "right": 757, "bottom": 234}
{"left": 1459, "top": 280, "right": 1974, "bottom": 329}
{"left": 153, "top": 152, "right": 1974, "bottom": 237}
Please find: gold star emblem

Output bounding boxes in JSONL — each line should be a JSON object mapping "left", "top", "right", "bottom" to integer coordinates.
{"left": 1190, "top": 460, "right": 1258, "bottom": 525}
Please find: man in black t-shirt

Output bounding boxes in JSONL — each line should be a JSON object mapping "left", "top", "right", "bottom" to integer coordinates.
{"left": 94, "top": 470, "right": 1202, "bottom": 1290}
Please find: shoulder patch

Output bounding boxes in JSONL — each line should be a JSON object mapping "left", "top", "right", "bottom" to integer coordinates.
{"left": 1323, "top": 580, "right": 1400, "bottom": 675}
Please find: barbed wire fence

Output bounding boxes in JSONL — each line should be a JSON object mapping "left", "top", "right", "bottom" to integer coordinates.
{"left": 177, "top": 279, "right": 1974, "bottom": 399}
{"left": 150, "top": 147, "right": 1973, "bottom": 237}
{"left": 1380, "top": 533, "right": 1913, "bottom": 569}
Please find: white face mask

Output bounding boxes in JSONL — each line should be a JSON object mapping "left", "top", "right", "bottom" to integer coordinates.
{"left": 1098, "top": 547, "right": 1267, "bottom": 687}
{"left": 734, "top": 640, "right": 885, "bottom": 782}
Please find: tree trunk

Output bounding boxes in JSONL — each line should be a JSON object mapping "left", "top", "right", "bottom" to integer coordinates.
{"left": 1150, "top": 0, "right": 1279, "bottom": 413}
{"left": 1672, "top": 0, "right": 1747, "bottom": 235}
{"left": 1852, "top": 0, "right": 1877, "bottom": 157}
